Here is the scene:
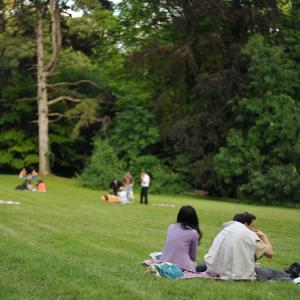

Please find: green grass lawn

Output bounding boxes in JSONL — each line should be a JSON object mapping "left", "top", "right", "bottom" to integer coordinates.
{"left": 0, "top": 174, "right": 299, "bottom": 300}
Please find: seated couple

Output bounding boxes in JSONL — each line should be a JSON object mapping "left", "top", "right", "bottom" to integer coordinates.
{"left": 19, "top": 168, "right": 38, "bottom": 180}
{"left": 160, "top": 206, "right": 295, "bottom": 281}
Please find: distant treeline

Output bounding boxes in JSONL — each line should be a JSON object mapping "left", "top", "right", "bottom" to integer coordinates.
{"left": 1, "top": 1, "right": 300, "bottom": 204}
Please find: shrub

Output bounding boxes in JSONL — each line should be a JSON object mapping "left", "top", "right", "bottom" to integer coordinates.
{"left": 77, "top": 139, "right": 124, "bottom": 189}
{"left": 239, "top": 165, "right": 300, "bottom": 204}
{"left": 129, "top": 155, "right": 186, "bottom": 194}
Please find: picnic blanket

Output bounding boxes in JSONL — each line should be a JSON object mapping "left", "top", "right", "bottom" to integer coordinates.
{"left": 0, "top": 200, "right": 20, "bottom": 205}
{"left": 142, "top": 258, "right": 219, "bottom": 280}
{"left": 151, "top": 203, "right": 175, "bottom": 208}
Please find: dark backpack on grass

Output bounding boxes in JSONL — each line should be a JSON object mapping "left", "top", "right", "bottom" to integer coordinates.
{"left": 285, "top": 262, "right": 300, "bottom": 278}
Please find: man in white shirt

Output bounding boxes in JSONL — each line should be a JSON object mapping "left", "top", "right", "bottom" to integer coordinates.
{"left": 204, "top": 212, "right": 273, "bottom": 280}
{"left": 140, "top": 172, "right": 150, "bottom": 204}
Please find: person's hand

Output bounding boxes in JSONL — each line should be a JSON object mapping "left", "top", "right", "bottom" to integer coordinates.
{"left": 254, "top": 228, "right": 273, "bottom": 258}
{"left": 253, "top": 229, "right": 266, "bottom": 239}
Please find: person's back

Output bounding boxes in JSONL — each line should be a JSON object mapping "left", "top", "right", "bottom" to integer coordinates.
{"left": 204, "top": 221, "right": 258, "bottom": 280}
{"left": 37, "top": 181, "right": 46, "bottom": 192}
{"left": 160, "top": 206, "right": 201, "bottom": 273}
{"left": 161, "top": 223, "right": 199, "bottom": 272}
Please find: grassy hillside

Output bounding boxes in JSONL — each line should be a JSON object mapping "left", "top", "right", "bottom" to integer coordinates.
{"left": 0, "top": 174, "right": 299, "bottom": 300}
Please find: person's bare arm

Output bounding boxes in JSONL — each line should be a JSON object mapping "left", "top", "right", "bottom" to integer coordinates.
{"left": 254, "top": 229, "right": 273, "bottom": 258}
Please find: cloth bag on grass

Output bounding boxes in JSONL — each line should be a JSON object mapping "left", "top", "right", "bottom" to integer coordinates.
{"left": 148, "top": 263, "right": 183, "bottom": 279}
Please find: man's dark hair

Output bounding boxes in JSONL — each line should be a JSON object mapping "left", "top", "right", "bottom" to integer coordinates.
{"left": 233, "top": 211, "right": 256, "bottom": 225}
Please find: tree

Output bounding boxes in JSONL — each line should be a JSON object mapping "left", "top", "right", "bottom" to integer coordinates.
{"left": 111, "top": 0, "right": 282, "bottom": 193}
{"left": 0, "top": 1, "right": 38, "bottom": 171}
{"left": 36, "top": 0, "right": 63, "bottom": 175}
{"left": 77, "top": 138, "right": 124, "bottom": 189}
{"left": 0, "top": 0, "right": 112, "bottom": 175}
{"left": 215, "top": 35, "right": 300, "bottom": 203}
{"left": 36, "top": 0, "right": 115, "bottom": 175}
{"left": 1, "top": 0, "right": 71, "bottom": 175}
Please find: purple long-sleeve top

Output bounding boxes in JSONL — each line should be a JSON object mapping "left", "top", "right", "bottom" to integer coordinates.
{"left": 160, "top": 223, "right": 199, "bottom": 272}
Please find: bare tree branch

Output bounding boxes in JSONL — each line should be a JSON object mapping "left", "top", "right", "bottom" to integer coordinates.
{"left": 27, "top": 65, "right": 38, "bottom": 71}
{"left": 19, "top": 97, "right": 37, "bottom": 101}
{"left": 45, "top": 0, "right": 62, "bottom": 76}
{"left": 47, "top": 80, "right": 102, "bottom": 89}
{"left": 48, "top": 112, "right": 64, "bottom": 122}
{"left": 48, "top": 112, "right": 63, "bottom": 116}
{"left": 99, "top": 116, "right": 110, "bottom": 133}
{"left": 61, "top": 11, "right": 72, "bottom": 18}
{"left": 48, "top": 96, "right": 82, "bottom": 105}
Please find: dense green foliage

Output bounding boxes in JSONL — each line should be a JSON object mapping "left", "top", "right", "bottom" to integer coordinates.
{"left": 1, "top": 174, "right": 300, "bottom": 299}
{"left": 215, "top": 34, "right": 300, "bottom": 203}
{"left": 77, "top": 138, "right": 124, "bottom": 189}
{"left": 1, "top": 1, "right": 300, "bottom": 203}
{"left": 0, "top": 76, "right": 38, "bottom": 170}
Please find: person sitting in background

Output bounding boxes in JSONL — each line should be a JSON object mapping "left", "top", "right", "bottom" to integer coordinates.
{"left": 30, "top": 169, "right": 38, "bottom": 180}
{"left": 16, "top": 180, "right": 28, "bottom": 190}
{"left": 16, "top": 179, "right": 35, "bottom": 191}
{"left": 109, "top": 178, "right": 123, "bottom": 195}
{"left": 100, "top": 187, "right": 130, "bottom": 204}
{"left": 118, "top": 186, "right": 129, "bottom": 204}
{"left": 19, "top": 168, "right": 28, "bottom": 179}
{"left": 26, "top": 179, "right": 36, "bottom": 191}
{"left": 101, "top": 194, "right": 121, "bottom": 203}
{"left": 160, "top": 205, "right": 202, "bottom": 272}
{"left": 36, "top": 180, "right": 46, "bottom": 192}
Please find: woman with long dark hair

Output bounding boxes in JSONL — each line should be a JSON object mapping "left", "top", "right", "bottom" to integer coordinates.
{"left": 160, "top": 205, "right": 202, "bottom": 272}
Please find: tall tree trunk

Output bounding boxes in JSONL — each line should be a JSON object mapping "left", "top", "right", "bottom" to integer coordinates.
{"left": 36, "top": 0, "right": 61, "bottom": 175}
{"left": 37, "top": 13, "right": 49, "bottom": 175}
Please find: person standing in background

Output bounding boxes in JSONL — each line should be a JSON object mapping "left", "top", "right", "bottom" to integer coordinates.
{"left": 140, "top": 172, "right": 150, "bottom": 204}
{"left": 123, "top": 172, "right": 135, "bottom": 202}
